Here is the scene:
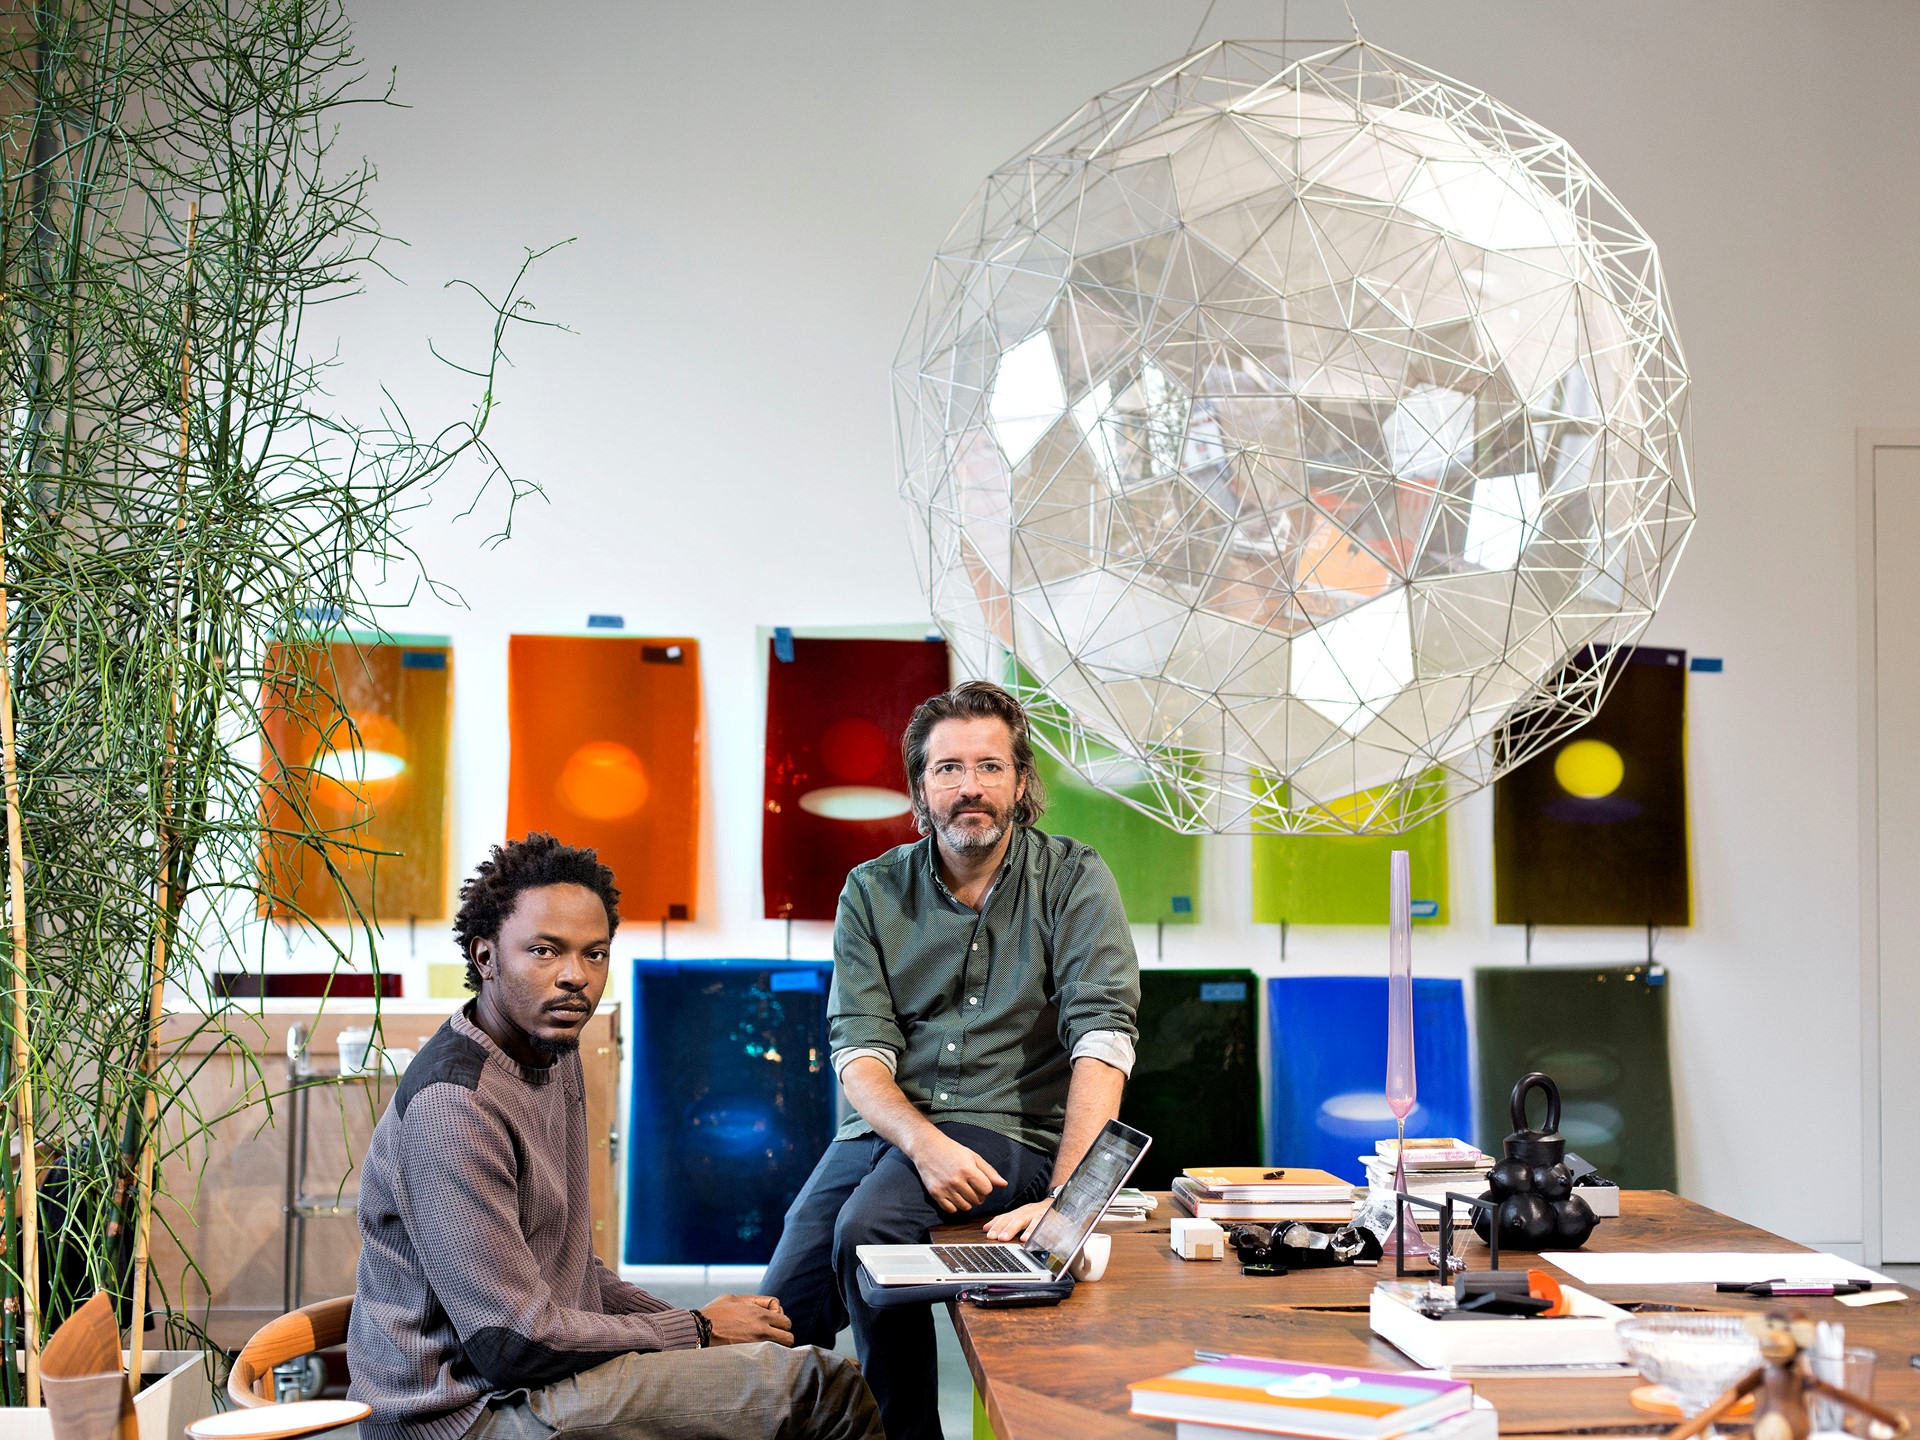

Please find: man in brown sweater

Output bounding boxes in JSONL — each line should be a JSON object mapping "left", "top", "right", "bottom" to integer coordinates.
{"left": 347, "top": 834, "right": 880, "bottom": 1440}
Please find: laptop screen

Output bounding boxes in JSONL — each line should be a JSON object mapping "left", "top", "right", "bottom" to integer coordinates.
{"left": 1025, "top": 1118, "right": 1152, "bottom": 1276}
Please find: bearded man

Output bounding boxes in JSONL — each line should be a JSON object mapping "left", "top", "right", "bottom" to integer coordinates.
{"left": 761, "top": 680, "right": 1141, "bottom": 1440}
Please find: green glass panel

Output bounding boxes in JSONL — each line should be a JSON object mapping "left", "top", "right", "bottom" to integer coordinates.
{"left": 1118, "top": 969, "right": 1262, "bottom": 1188}
{"left": 1473, "top": 964, "right": 1678, "bottom": 1192}
{"left": 1032, "top": 746, "right": 1200, "bottom": 925}
{"left": 1250, "top": 773, "right": 1448, "bottom": 924}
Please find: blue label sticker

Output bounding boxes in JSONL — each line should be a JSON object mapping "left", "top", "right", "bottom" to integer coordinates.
{"left": 1170, "top": 895, "right": 1193, "bottom": 914}
{"left": 586, "top": 614, "right": 625, "bottom": 629}
{"left": 1689, "top": 656, "right": 1723, "bottom": 673}
{"left": 773, "top": 626, "right": 795, "bottom": 662}
{"left": 769, "top": 968, "right": 825, "bottom": 993}
{"left": 1200, "top": 981, "right": 1248, "bottom": 1003}
{"left": 1411, "top": 899, "right": 1439, "bottom": 919}
{"left": 401, "top": 649, "right": 447, "bottom": 670}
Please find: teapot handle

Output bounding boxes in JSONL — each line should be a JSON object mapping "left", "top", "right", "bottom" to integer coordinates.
{"left": 1509, "top": 1072, "right": 1561, "bottom": 1134}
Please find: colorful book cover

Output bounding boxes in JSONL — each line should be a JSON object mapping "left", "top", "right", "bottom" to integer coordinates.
{"left": 1131, "top": 1356, "right": 1471, "bottom": 1439}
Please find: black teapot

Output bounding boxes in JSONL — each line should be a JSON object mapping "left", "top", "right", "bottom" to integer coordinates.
{"left": 1473, "top": 1072, "right": 1598, "bottom": 1250}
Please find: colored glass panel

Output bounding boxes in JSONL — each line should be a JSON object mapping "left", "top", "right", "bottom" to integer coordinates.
{"left": 762, "top": 636, "right": 950, "bottom": 920}
{"left": 1474, "top": 964, "right": 1678, "bottom": 1191}
{"left": 1030, "top": 746, "right": 1201, "bottom": 925}
{"left": 1119, "top": 969, "right": 1261, "bottom": 1187}
{"left": 1493, "top": 647, "right": 1691, "bottom": 925}
{"left": 1252, "top": 773, "right": 1448, "bottom": 924}
{"left": 1265, "top": 976, "right": 1471, "bottom": 1183}
{"left": 507, "top": 636, "right": 700, "bottom": 923}
{"left": 260, "top": 637, "right": 451, "bottom": 921}
{"left": 624, "top": 960, "right": 835, "bottom": 1265}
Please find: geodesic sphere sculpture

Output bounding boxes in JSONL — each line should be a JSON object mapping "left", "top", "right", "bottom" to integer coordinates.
{"left": 894, "top": 40, "right": 1693, "bottom": 834}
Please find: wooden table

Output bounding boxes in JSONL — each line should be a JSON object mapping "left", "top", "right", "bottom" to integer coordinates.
{"left": 942, "top": 1193, "right": 1920, "bottom": 1438}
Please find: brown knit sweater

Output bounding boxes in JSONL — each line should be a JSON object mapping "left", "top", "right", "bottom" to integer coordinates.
{"left": 347, "top": 1007, "right": 702, "bottom": 1440}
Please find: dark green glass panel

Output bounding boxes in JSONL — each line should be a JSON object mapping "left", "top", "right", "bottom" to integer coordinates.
{"left": 1473, "top": 964, "right": 1678, "bottom": 1192}
{"left": 1119, "top": 968, "right": 1262, "bottom": 1188}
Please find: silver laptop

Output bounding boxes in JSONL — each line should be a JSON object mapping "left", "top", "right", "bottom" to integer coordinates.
{"left": 859, "top": 1118, "right": 1151, "bottom": 1286}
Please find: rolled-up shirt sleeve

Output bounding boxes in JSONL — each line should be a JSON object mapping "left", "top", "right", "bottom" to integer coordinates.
{"left": 831, "top": 1045, "right": 898, "bottom": 1078}
{"left": 1071, "top": 1029, "right": 1137, "bottom": 1076}
{"left": 827, "top": 871, "right": 906, "bottom": 1058}
{"left": 1051, "top": 851, "right": 1141, "bottom": 1057}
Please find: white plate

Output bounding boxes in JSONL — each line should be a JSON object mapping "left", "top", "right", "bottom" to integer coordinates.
{"left": 188, "top": 1400, "right": 371, "bottom": 1440}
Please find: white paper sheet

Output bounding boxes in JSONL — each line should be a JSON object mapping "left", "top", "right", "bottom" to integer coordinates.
{"left": 1541, "top": 1251, "right": 1897, "bottom": 1286}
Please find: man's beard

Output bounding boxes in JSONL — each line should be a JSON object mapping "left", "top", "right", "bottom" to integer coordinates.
{"left": 935, "top": 798, "right": 1009, "bottom": 855}
{"left": 527, "top": 1030, "right": 581, "bottom": 1059}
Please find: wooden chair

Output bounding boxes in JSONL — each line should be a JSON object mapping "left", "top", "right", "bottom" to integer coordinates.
{"left": 228, "top": 1296, "right": 353, "bottom": 1409}
{"left": 40, "top": 1291, "right": 138, "bottom": 1440}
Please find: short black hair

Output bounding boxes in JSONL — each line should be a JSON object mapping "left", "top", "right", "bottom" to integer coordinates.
{"left": 453, "top": 833, "right": 621, "bottom": 993}
{"left": 900, "top": 679, "right": 1046, "bottom": 835}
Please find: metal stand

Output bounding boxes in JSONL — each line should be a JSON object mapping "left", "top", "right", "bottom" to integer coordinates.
{"left": 282, "top": 1023, "right": 387, "bottom": 1311}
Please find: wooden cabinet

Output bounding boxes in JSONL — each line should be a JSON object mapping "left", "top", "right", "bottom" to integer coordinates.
{"left": 146, "top": 1001, "right": 622, "bottom": 1345}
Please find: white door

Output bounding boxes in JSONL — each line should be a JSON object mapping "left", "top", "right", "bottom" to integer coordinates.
{"left": 1876, "top": 442, "right": 1920, "bottom": 1261}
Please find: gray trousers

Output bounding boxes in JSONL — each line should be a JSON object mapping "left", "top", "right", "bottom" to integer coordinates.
{"left": 464, "top": 1344, "right": 881, "bottom": 1440}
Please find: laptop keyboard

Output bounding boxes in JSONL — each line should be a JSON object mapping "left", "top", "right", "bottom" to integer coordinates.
{"left": 930, "top": 1244, "right": 1043, "bottom": 1275}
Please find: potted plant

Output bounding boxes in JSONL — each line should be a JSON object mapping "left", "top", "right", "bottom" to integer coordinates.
{"left": 0, "top": 0, "right": 545, "bottom": 1427}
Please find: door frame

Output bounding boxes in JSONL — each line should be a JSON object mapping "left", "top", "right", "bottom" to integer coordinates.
{"left": 1857, "top": 428, "right": 1920, "bottom": 1266}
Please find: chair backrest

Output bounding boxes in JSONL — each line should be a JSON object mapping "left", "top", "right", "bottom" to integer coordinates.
{"left": 228, "top": 1296, "right": 353, "bottom": 1409}
{"left": 40, "top": 1291, "right": 137, "bottom": 1440}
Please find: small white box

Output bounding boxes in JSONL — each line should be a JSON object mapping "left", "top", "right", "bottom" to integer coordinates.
{"left": 1170, "top": 1216, "right": 1227, "bottom": 1261}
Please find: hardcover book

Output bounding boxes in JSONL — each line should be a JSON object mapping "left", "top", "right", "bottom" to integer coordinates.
{"left": 1131, "top": 1356, "right": 1473, "bottom": 1440}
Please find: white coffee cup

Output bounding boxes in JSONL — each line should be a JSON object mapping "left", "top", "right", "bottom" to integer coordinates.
{"left": 1070, "top": 1232, "right": 1111, "bottom": 1283}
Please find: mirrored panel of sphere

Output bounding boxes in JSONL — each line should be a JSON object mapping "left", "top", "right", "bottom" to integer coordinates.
{"left": 896, "top": 41, "right": 1693, "bottom": 833}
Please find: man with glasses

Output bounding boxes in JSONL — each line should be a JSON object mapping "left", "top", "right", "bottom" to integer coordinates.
{"left": 762, "top": 680, "right": 1141, "bottom": 1440}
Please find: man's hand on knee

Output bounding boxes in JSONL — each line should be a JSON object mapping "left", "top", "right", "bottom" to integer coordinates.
{"left": 907, "top": 1132, "right": 1008, "bottom": 1213}
{"left": 700, "top": 1294, "right": 795, "bottom": 1346}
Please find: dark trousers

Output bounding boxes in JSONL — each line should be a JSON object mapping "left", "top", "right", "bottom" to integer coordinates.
{"left": 761, "top": 1123, "right": 1051, "bottom": 1440}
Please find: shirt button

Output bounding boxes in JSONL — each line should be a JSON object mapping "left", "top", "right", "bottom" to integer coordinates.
{"left": 971, "top": 943, "right": 979, "bottom": 951}
{"left": 947, "top": 1042, "right": 956, "bottom": 1051}
{"left": 969, "top": 997, "right": 978, "bottom": 1005}
{"left": 938, "top": 1092, "right": 948, "bottom": 1101}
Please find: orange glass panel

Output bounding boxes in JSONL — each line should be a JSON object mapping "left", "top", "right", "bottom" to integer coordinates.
{"left": 507, "top": 636, "right": 701, "bottom": 922}
{"left": 260, "top": 638, "right": 453, "bottom": 921}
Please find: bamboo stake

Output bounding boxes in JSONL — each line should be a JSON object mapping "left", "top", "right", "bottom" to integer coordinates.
{"left": 0, "top": 301, "right": 42, "bottom": 1402}
{"left": 128, "top": 203, "right": 197, "bottom": 1384}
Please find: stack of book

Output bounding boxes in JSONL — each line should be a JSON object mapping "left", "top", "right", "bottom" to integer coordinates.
{"left": 1105, "top": 1187, "right": 1158, "bottom": 1222}
{"left": 1171, "top": 1167, "right": 1357, "bottom": 1224}
{"left": 1129, "top": 1353, "right": 1495, "bottom": 1440}
{"left": 1362, "top": 1140, "right": 1490, "bottom": 1223}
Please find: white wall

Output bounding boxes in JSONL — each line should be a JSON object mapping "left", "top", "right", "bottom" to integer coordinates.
{"left": 264, "top": 0, "right": 1920, "bottom": 1254}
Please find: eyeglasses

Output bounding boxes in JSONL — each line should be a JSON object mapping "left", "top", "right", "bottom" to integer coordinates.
{"left": 924, "top": 759, "right": 1015, "bottom": 789}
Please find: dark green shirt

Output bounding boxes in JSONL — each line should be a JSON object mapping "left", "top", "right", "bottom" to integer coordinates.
{"left": 827, "top": 825, "right": 1141, "bottom": 1155}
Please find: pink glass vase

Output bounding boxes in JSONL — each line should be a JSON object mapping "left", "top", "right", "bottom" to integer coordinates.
{"left": 1383, "top": 849, "right": 1433, "bottom": 1263}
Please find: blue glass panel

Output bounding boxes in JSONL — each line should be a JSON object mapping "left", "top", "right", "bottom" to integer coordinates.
{"left": 624, "top": 959, "right": 835, "bottom": 1264}
{"left": 1265, "top": 976, "right": 1472, "bottom": 1183}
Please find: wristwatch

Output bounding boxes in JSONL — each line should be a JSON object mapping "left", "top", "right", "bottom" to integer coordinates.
{"left": 1047, "top": 1184, "right": 1065, "bottom": 1200}
{"left": 690, "top": 1308, "right": 713, "bottom": 1347}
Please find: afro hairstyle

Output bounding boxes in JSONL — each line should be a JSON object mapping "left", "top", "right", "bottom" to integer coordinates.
{"left": 452, "top": 833, "right": 621, "bottom": 992}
